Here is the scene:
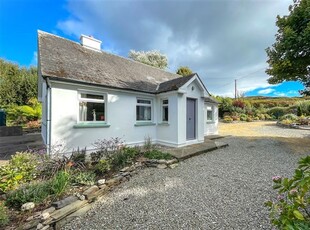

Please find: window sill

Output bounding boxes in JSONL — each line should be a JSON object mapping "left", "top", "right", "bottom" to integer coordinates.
{"left": 134, "top": 122, "right": 156, "bottom": 127}
{"left": 206, "top": 121, "right": 215, "bottom": 124}
{"left": 73, "top": 122, "right": 111, "bottom": 128}
{"left": 158, "top": 122, "right": 170, "bottom": 126}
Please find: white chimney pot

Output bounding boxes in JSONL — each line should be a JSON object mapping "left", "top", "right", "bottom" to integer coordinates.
{"left": 80, "top": 34, "right": 102, "bottom": 51}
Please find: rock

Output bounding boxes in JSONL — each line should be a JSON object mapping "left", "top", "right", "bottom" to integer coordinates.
{"left": 97, "top": 179, "right": 106, "bottom": 185}
{"left": 105, "top": 176, "right": 124, "bottom": 186}
{"left": 146, "top": 163, "right": 158, "bottom": 167}
{"left": 26, "top": 215, "right": 34, "bottom": 222}
{"left": 169, "top": 163, "right": 179, "bottom": 169}
{"left": 83, "top": 185, "right": 99, "bottom": 200}
{"left": 120, "top": 166, "right": 130, "bottom": 172}
{"left": 52, "top": 196, "right": 78, "bottom": 209}
{"left": 99, "top": 184, "right": 107, "bottom": 190}
{"left": 157, "top": 164, "right": 167, "bottom": 169}
{"left": 21, "top": 202, "right": 35, "bottom": 211}
{"left": 76, "top": 194, "right": 85, "bottom": 201}
{"left": 158, "top": 159, "right": 167, "bottom": 164}
{"left": 166, "top": 159, "right": 178, "bottom": 165}
{"left": 42, "top": 206, "right": 56, "bottom": 214}
{"left": 21, "top": 219, "right": 40, "bottom": 230}
{"left": 41, "top": 226, "right": 50, "bottom": 230}
{"left": 121, "top": 172, "right": 130, "bottom": 177}
{"left": 87, "top": 186, "right": 109, "bottom": 202}
{"left": 41, "top": 212, "right": 50, "bottom": 220}
{"left": 43, "top": 200, "right": 88, "bottom": 225}
{"left": 36, "top": 223, "right": 44, "bottom": 229}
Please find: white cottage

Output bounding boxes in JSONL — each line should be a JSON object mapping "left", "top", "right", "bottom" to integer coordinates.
{"left": 37, "top": 31, "right": 218, "bottom": 153}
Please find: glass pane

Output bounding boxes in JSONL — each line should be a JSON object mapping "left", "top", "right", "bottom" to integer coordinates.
{"left": 137, "top": 99, "right": 151, "bottom": 104}
{"left": 207, "top": 106, "right": 212, "bottom": 110}
{"left": 163, "top": 99, "right": 168, "bottom": 105}
{"left": 80, "top": 101, "right": 105, "bottom": 121}
{"left": 81, "top": 93, "right": 104, "bottom": 100}
{"left": 207, "top": 110, "right": 213, "bottom": 121}
{"left": 163, "top": 106, "right": 168, "bottom": 122}
{"left": 136, "top": 106, "right": 151, "bottom": 121}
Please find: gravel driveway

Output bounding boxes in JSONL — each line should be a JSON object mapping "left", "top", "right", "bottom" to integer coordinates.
{"left": 63, "top": 124, "right": 310, "bottom": 229}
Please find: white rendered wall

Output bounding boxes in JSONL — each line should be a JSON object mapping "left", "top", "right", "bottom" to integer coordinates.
{"left": 49, "top": 82, "right": 183, "bottom": 152}
{"left": 204, "top": 103, "right": 219, "bottom": 135}
{"left": 156, "top": 92, "right": 179, "bottom": 146}
{"left": 41, "top": 81, "right": 47, "bottom": 144}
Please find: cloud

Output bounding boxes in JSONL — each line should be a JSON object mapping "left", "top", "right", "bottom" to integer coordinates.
{"left": 57, "top": 0, "right": 293, "bottom": 96}
{"left": 273, "top": 92, "right": 286, "bottom": 97}
{"left": 30, "top": 51, "right": 37, "bottom": 67}
{"left": 258, "top": 88, "right": 275, "bottom": 95}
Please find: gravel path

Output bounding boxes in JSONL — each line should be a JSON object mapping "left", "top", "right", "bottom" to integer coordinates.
{"left": 63, "top": 136, "right": 308, "bottom": 229}
{"left": 219, "top": 121, "right": 310, "bottom": 138}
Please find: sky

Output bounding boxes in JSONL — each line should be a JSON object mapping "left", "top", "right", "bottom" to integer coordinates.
{"left": 0, "top": 0, "right": 305, "bottom": 97}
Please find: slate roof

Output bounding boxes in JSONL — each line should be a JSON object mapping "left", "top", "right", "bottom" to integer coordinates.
{"left": 205, "top": 97, "right": 219, "bottom": 104}
{"left": 38, "top": 31, "right": 193, "bottom": 94}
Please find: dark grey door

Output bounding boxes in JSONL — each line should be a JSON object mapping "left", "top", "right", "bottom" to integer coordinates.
{"left": 186, "top": 98, "right": 196, "bottom": 140}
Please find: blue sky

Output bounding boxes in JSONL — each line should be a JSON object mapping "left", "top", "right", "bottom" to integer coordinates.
{"left": 0, "top": 0, "right": 305, "bottom": 97}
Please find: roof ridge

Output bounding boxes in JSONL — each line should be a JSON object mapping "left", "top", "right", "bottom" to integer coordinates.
{"left": 38, "top": 30, "right": 179, "bottom": 79}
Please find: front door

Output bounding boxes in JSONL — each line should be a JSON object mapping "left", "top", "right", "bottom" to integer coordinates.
{"left": 186, "top": 98, "right": 196, "bottom": 140}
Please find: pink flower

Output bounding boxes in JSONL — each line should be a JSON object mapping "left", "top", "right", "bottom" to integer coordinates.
{"left": 272, "top": 176, "right": 282, "bottom": 183}
{"left": 277, "top": 194, "right": 285, "bottom": 201}
{"left": 289, "top": 189, "right": 298, "bottom": 196}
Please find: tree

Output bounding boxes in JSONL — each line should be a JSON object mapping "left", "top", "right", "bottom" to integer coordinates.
{"left": 128, "top": 50, "right": 168, "bottom": 69}
{"left": 176, "top": 66, "right": 193, "bottom": 76}
{"left": 0, "top": 59, "right": 38, "bottom": 106}
{"left": 266, "top": 0, "right": 310, "bottom": 95}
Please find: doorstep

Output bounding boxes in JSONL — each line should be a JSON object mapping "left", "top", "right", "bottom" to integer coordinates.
{"left": 164, "top": 136, "right": 229, "bottom": 160}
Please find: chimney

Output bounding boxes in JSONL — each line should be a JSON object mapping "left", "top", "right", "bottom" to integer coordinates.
{"left": 80, "top": 34, "right": 102, "bottom": 51}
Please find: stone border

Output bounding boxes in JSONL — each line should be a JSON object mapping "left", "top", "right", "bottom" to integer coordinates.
{"left": 276, "top": 121, "right": 310, "bottom": 130}
{"left": 18, "top": 158, "right": 179, "bottom": 230}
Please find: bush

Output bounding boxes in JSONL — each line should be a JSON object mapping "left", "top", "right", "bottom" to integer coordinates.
{"left": 240, "top": 114, "right": 247, "bottom": 121}
{"left": 296, "top": 100, "right": 310, "bottom": 116}
{"left": 280, "top": 119, "right": 293, "bottom": 125}
{"left": 223, "top": 116, "right": 233, "bottom": 123}
{"left": 265, "top": 156, "right": 310, "bottom": 229}
{"left": 257, "top": 114, "right": 265, "bottom": 120}
{"left": 232, "top": 100, "right": 245, "bottom": 109}
{"left": 94, "top": 159, "right": 111, "bottom": 174}
{"left": 92, "top": 137, "right": 124, "bottom": 162}
{"left": 0, "top": 152, "right": 39, "bottom": 192}
{"left": 0, "top": 202, "right": 9, "bottom": 227}
{"left": 26, "top": 120, "right": 41, "bottom": 129}
{"left": 71, "top": 171, "right": 96, "bottom": 186}
{"left": 268, "top": 107, "right": 288, "bottom": 119}
{"left": 231, "top": 115, "right": 240, "bottom": 121}
{"left": 280, "top": 114, "right": 298, "bottom": 121}
{"left": 253, "top": 116, "right": 259, "bottom": 121}
{"left": 5, "top": 171, "right": 70, "bottom": 208}
{"left": 144, "top": 150, "right": 173, "bottom": 160}
{"left": 246, "top": 117, "right": 253, "bottom": 122}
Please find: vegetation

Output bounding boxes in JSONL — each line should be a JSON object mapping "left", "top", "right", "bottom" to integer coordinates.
{"left": 265, "top": 156, "right": 310, "bottom": 229}
{"left": 176, "top": 66, "right": 193, "bottom": 76}
{"left": 128, "top": 50, "right": 168, "bottom": 69}
{"left": 266, "top": 0, "right": 310, "bottom": 95}
{"left": 0, "top": 202, "right": 9, "bottom": 227}
{"left": 144, "top": 149, "right": 173, "bottom": 160}
{"left": 216, "top": 96, "right": 310, "bottom": 123}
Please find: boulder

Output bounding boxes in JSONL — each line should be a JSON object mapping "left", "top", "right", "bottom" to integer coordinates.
{"left": 21, "top": 202, "right": 35, "bottom": 211}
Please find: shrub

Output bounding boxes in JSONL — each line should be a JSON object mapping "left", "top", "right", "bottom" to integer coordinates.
{"left": 280, "top": 119, "right": 293, "bottom": 125}
{"left": 265, "top": 156, "right": 310, "bottom": 229}
{"left": 26, "top": 120, "right": 41, "bottom": 129}
{"left": 268, "top": 107, "right": 288, "bottom": 119}
{"left": 240, "top": 114, "right": 247, "bottom": 121}
{"left": 246, "top": 117, "right": 253, "bottom": 122}
{"left": 264, "top": 113, "right": 272, "bottom": 120}
{"left": 253, "top": 116, "right": 259, "bottom": 121}
{"left": 0, "top": 152, "right": 39, "bottom": 192}
{"left": 144, "top": 150, "right": 173, "bottom": 160}
{"left": 232, "top": 100, "right": 245, "bottom": 109}
{"left": 5, "top": 181, "right": 51, "bottom": 208}
{"left": 50, "top": 171, "right": 70, "bottom": 196}
{"left": 257, "top": 114, "right": 265, "bottom": 120}
{"left": 231, "top": 115, "right": 240, "bottom": 121}
{"left": 94, "top": 159, "right": 111, "bottom": 174}
{"left": 223, "top": 116, "right": 233, "bottom": 123}
{"left": 280, "top": 114, "right": 298, "bottom": 121}
{"left": 296, "top": 100, "right": 310, "bottom": 116}
{"left": 71, "top": 171, "right": 96, "bottom": 186}
{"left": 0, "top": 202, "right": 9, "bottom": 227}
{"left": 144, "top": 136, "right": 153, "bottom": 152}
{"left": 5, "top": 171, "right": 70, "bottom": 208}
{"left": 92, "top": 137, "right": 124, "bottom": 162}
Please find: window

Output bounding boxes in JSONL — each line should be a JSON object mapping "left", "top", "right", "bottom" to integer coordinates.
{"left": 206, "top": 106, "right": 213, "bottom": 122}
{"left": 79, "top": 93, "right": 105, "bottom": 122}
{"left": 136, "top": 99, "right": 152, "bottom": 121}
{"left": 162, "top": 99, "right": 168, "bottom": 122}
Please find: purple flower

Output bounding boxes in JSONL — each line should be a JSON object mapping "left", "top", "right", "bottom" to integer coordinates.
{"left": 277, "top": 194, "right": 285, "bottom": 201}
{"left": 289, "top": 189, "right": 298, "bottom": 196}
{"left": 272, "top": 176, "right": 282, "bottom": 183}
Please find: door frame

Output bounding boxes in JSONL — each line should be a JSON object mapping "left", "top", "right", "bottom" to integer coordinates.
{"left": 186, "top": 97, "right": 197, "bottom": 140}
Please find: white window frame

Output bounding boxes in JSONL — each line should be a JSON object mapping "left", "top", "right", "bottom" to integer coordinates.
{"left": 136, "top": 98, "right": 153, "bottom": 122}
{"left": 161, "top": 99, "right": 169, "bottom": 123}
{"left": 206, "top": 105, "right": 214, "bottom": 122}
{"left": 78, "top": 91, "right": 107, "bottom": 123}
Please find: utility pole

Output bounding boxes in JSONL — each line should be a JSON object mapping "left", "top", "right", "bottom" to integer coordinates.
{"left": 235, "top": 79, "right": 237, "bottom": 99}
